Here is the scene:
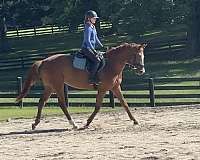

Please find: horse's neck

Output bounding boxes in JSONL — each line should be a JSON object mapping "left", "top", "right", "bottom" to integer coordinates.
{"left": 106, "top": 55, "right": 126, "bottom": 76}
{"left": 104, "top": 46, "right": 129, "bottom": 76}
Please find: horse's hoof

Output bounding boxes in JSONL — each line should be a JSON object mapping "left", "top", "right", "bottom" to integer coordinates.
{"left": 83, "top": 125, "right": 89, "bottom": 129}
{"left": 133, "top": 120, "right": 139, "bottom": 125}
{"left": 32, "top": 124, "right": 36, "bottom": 130}
{"left": 72, "top": 125, "right": 79, "bottom": 130}
{"left": 77, "top": 127, "right": 85, "bottom": 131}
{"left": 77, "top": 125, "right": 88, "bottom": 131}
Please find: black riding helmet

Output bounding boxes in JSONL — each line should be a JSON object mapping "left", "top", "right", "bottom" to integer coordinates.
{"left": 85, "top": 10, "right": 99, "bottom": 19}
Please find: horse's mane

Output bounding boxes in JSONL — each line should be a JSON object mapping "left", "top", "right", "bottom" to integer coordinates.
{"left": 106, "top": 43, "right": 138, "bottom": 57}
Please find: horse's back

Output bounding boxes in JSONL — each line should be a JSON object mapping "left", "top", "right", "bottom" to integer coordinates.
{"left": 43, "top": 53, "right": 71, "bottom": 64}
{"left": 40, "top": 54, "right": 72, "bottom": 72}
{"left": 39, "top": 54, "right": 71, "bottom": 82}
{"left": 39, "top": 53, "right": 93, "bottom": 89}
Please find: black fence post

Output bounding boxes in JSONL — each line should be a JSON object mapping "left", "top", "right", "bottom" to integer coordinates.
{"left": 64, "top": 84, "right": 69, "bottom": 107}
{"left": 20, "top": 57, "right": 25, "bottom": 69}
{"left": 149, "top": 78, "right": 155, "bottom": 107}
{"left": 34, "top": 26, "right": 36, "bottom": 36}
{"left": 51, "top": 25, "right": 54, "bottom": 34}
{"left": 17, "top": 76, "right": 23, "bottom": 108}
{"left": 16, "top": 27, "right": 19, "bottom": 37}
{"left": 109, "top": 90, "right": 115, "bottom": 108}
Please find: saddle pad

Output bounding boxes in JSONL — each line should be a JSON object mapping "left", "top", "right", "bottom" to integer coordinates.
{"left": 73, "top": 55, "right": 86, "bottom": 70}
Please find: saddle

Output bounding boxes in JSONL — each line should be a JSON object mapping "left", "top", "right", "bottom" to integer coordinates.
{"left": 72, "top": 51, "right": 105, "bottom": 73}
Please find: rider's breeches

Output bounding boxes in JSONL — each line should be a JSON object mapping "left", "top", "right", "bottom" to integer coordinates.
{"left": 81, "top": 48, "right": 101, "bottom": 75}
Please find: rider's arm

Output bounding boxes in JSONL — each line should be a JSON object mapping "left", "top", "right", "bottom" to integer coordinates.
{"left": 84, "top": 26, "right": 95, "bottom": 51}
{"left": 96, "top": 34, "right": 103, "bottom": 48}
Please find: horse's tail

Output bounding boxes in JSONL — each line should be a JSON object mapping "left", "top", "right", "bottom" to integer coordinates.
{"left": 16, "top": 61, "right": 42, "bottom": 102}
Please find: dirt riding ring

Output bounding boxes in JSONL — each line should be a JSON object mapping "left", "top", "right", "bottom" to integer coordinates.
{"left": 0, "top": 106, "right": 200, "bottom": 160}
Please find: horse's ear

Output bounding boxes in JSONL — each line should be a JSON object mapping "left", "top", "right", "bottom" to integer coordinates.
{"left": 141, "top": 43, "right": 147, "bottom": 48}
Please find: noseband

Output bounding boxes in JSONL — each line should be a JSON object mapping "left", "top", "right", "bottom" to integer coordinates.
{"left": 128, "top": 63, "right": 144, "bottom": 70}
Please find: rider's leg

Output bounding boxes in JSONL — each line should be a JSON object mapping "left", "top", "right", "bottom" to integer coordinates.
{"left": 81, "top": 48, "right": 101, "bottom": 84}
{"left": 89, "top": 61, "right": 100, "bottom": 84}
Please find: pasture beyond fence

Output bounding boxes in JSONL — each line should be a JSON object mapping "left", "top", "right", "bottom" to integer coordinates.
{"left": 0, "top": 37, "right": 187, "bottom": 71}
{"left": 0, "top": 77, "right": 200, "bottom": 107}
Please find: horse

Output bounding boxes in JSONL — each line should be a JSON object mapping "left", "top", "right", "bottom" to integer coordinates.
{"left": 16, "top": 42, "right": 147, "bottom": 130}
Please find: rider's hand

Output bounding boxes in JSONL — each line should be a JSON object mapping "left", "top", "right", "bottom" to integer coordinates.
{"left": 101, "top": 46, "right": 107, "bottom": 51}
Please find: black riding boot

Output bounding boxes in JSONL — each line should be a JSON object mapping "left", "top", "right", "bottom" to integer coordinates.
{"left": 89, "top": 62, "right": 100, "bottom": 84}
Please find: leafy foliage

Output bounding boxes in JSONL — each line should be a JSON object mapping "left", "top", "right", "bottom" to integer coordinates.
{"left": 0, "top": 0, "right": 194, "bottom": 32}
{"left": 0, "top": 0, "right": 200, "bottom": 55}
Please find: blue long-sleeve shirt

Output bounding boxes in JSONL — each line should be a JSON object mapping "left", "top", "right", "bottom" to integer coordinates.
{"left": 81, "top": 23, "right": 103, "bottom": 50}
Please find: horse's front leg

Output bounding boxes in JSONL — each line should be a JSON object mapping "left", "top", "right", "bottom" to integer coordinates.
{"left": 81, "top": 90, "right": 106, "bottom": 129}
{"left": 112, "top": 85, "right": 138, "bottom": 125}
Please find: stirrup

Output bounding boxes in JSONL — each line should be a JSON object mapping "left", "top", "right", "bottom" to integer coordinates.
{"left": 89, "top": 78, "right": 101, "bottom": 85}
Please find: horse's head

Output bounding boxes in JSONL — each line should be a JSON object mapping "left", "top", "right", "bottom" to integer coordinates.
{"left": 127, "top": 43, "right": 147, "bottom": 75}
{"left": 105, "top": 43, "right": 147, "bottom": 75}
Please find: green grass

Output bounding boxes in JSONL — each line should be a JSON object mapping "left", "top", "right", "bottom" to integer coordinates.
{"left": 0, "top": 106, "right": 119, "bottom": 121}
{"left": 144, "top": 58, "right": 200, "bottom": 78}
{"left": 2, "top": 32, "right": 82, "bottom": 59}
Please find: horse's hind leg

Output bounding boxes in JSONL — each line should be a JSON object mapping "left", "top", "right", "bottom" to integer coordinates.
{"left": 32, "top": 86, "right": 52, "bottom": 130}
{"left": 55, "top": 85, "right": 78, "bottom": 129}
{"left": 112, "top": 85, "right": 138, "bottom": 125}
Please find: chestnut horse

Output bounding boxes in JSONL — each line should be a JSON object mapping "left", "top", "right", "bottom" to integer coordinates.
{"left": 16, "top": 43, "right": 146, "bottom": 130}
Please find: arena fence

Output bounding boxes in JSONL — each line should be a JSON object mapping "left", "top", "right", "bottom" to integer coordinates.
{"left": 0, "top": 77, "right": 199, "bottom": 107}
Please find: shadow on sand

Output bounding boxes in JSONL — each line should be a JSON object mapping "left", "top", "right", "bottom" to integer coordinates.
{"left": 0, "top": 128, "right": 69, "bottom": 136}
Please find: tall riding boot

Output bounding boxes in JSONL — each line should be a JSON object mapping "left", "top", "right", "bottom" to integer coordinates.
{"left": 89, "top": 62, "right": 100, "bottom": 84}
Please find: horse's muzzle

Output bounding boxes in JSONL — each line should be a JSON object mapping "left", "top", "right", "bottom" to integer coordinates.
{"left": 129, "top": 64, "right": 145, "bottom": 75}
{"left": 135, "top": 68, "right": 145, "bottom": 75}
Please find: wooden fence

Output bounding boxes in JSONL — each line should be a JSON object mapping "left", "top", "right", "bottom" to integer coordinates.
{"left": 0, "top": 77, "right": 200, "bottom": 107}
{"left": 6, "top": 21, "right": 112, "bottom": 38}
{"left": 146, "top": 37, "right": 187, "bottom": 57}
{"left": 0, "top": 51, "right": 69, "bottom": 70}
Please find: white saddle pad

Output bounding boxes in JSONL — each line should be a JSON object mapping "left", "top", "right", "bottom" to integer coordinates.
{"left": 73, "top": 55, "right": 86, "bottom": 70}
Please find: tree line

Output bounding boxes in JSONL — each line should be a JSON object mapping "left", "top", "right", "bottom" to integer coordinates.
{"left": 0, "top": 0, "right": 200, "bottom": 55}
{"left": 0, "top": 0, "right": 191, "bottom": 32}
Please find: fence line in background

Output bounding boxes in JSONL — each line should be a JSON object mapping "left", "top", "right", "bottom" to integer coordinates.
{"left": 0, "top": 77, "right": 200, "bottom": 107}
{"left": 6, "top": 21, "right": 112, "bottom": 38}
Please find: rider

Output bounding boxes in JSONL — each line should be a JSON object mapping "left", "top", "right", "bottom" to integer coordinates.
{"left": 81, "top": 10, "right": 104, "bottom": 84}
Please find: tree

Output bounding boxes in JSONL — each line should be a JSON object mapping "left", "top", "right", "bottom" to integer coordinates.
{"left": 97, "top": 0, "right": 124, "bottom": 33}
{"left": 50, "top": 0, "right": 99, "bottom": 32}
{"left": 1, "top": 0, "right": 52, "bottom": 28}
{"left": 0, "top": 0, "right": 9, "bottom": 52}
{"left": 98, "top": 0, "right": 173, "bottom": 36}
{"left": 188, "top": 0, "right": 200, "bottom": 56}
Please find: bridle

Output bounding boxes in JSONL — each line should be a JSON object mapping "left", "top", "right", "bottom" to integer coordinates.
{"left": 127, "top": 51, "right": 144, "bottom": 70}
{"left": 128, "top": 63, "right": 144, "bottom": 70}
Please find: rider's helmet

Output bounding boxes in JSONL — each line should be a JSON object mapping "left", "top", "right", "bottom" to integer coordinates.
{"left": 85, "top": 10, "right": 99, "bottom": 19}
